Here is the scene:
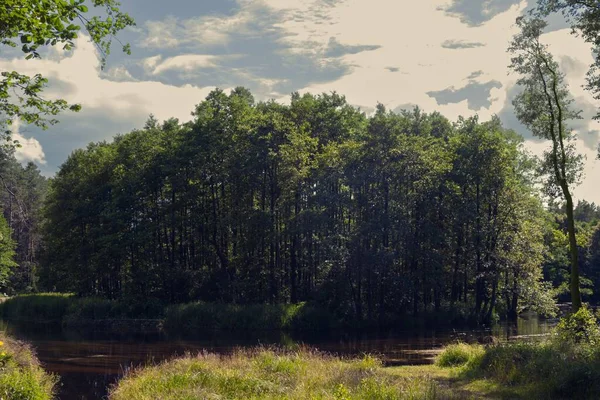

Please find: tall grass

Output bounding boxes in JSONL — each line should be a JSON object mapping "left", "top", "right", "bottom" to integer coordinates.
{"left": 0, "top": 293, "right": 74, "bottom": 322}
{"left": 0, "top": 334, "right": 56, "bottom": 399}
{"left": 435, "top": 343, "right": 484, "bottom": 368}
{"left": 110, "top": 348, "right": 440, "bottom": 400}
{"left": 435, "top": 306, "right": 600, "bottom": 399}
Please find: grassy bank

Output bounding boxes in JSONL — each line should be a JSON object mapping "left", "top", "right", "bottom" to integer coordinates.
{"left": 0, "top": 333, "right": 56, "bottom": 400}
{"left": 437, "top": 341, "right": 600, "bottom": 399}
{"left": 0, "top": 294, "right": 338, "bottom": 334}
{"left": 0, "top": 294, "right": 480, "bottom": 335}
{"left": 433, "top": 307, "right": 600, "bottom": 399}
{"left": 110, "top": 348, "right": 446, "bottom": 400}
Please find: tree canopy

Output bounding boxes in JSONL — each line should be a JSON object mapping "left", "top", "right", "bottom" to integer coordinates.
{"left": 38, "top": 88, "right": 557, "bottom": 324}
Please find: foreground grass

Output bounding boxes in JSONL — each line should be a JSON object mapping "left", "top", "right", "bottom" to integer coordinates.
{"left": 434, "top": 336, "right": 600, "bottom": 399}
{"left": 110, "top": 339, "right": 600, "bottom": 399}
{"left": 0, "top": 333, "right": 56, "bottom": 400}
{"left": 110, "top": 348, "right": 452, "bottom": 400}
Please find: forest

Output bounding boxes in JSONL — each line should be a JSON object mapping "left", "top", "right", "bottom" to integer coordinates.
{"left": 0, "top": 87, "right": 591, "bottom": 326}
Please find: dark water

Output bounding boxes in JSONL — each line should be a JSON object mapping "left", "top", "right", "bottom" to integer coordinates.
{"left": 0, "top": 313, "right": 554, "bottom": 400}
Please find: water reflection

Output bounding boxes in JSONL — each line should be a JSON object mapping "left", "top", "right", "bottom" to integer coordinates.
{"left": 0, "top": 314, "right": 555, "bottom": 400}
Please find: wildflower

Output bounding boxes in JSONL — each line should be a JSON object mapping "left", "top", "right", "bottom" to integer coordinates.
{"left": 0, "top": 341, "right": 4, "bottom": 347}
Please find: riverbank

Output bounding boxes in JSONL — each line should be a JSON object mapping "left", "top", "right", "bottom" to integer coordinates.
{"left": 108, "top": 336, "right": 600, "bottom": 400}
{"left": 110, "top": 348, "right": 445, "bottom": 400}
{"left": 109, "top": 307, "right": 600, "bottom": 399}
{"left": 0, "top": 293, "right": 478, "bottom": 335}
{"left": 0, "top": 333, "right": 56, "bottom": 399}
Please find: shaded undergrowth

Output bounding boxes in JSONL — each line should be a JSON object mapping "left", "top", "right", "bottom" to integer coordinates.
{"left": 0, "top": 294, "right": 481, "bottom": 335}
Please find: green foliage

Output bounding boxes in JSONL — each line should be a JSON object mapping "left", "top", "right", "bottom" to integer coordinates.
{"left": 110, "top": 348, "right": 439, "bottom": 400}
{"left": 0, "top": 0, "right": 135, "bottom": 137}
{"left": 0, "top": 157, "right": 49, "bottom": 295}
{"left": 40, "top": 88, "right": 553, "bottom": 325}
{"left": 534, "top": 0, "right": 600, "bottom": 121}
{"left": 509, "top": 15, "right": 584, "bottom": 311}
{"left": 0, "top": 212, "right": 17, "bottom": 291}
{"left": 0, "top": 334, "right": 56, "bottom": 400}
{"left": 554, "top": 305, "right": 600, "bottom": 345}
{"left": 1, "top": 294, "right": 341, "bottom": 334}
{"left": 0, "top": 293, "right": 73, "bottom": 322}
{"left": 435, "top": 343, "right": 484, "bottom": 368}
{"left": 63, "top": 296, "right": 166, "bottom": 322}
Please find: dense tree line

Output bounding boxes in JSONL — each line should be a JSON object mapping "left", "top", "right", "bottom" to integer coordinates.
{"left": 0, "top": 150, "right": 47, "bottom": 294}
{"left": 39, "top": 88, "right": 555, "bottom": 324}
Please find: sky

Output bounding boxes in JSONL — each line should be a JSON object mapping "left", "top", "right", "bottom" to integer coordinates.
{"left": 2, "top": 0, "right": 600, "bottom": 203}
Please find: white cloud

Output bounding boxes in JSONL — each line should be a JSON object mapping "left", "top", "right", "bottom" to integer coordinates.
{"left": 142, "top": 55, "right": 163, "bottom": 72}
{"left": 150, "top": 54, "right": 219, "bottom": 75}
{"left": 281, "top": 0, "right": 526, "bottom": 121}
{"left": 264, "top": 0, "right": 600, "bottom": 202}
{"left": 140, "top": 3, "right": 269, "bottom": 49}
{"left": 10, "top": 120, "right": 46, "bottom": 165}
{"left": 103, "top": 65, "right": 136, "bottom": 82}
{"left": 0, "top": 35, "right": 216, "bottom": 124}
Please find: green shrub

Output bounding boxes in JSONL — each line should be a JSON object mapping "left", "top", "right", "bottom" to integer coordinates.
{"left": 554, "top": 305, "right": 600, "bottom": 345}
{"left": 0, "top": 293, "right": 74, "bottom": 322}
{"left": 436, "top": 343, "right": 484, "bottom": 368}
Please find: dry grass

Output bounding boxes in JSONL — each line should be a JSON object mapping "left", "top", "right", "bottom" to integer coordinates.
{"left": 0, "top": 333, "right": 56, "bottom": 400}
{"left": 110, "top": 347, "right": 443, "bottom": 400}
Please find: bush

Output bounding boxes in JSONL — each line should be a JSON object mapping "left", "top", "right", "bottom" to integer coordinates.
{"left": 554, "top": 305, "right": 600, "bottom": 345}
{"left": 436, "top": 343, "right": 484, "bottom": 368}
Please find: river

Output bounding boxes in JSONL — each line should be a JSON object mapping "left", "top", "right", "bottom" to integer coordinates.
{"left": 0, "top": 313, "right": 555, "bottom": 400}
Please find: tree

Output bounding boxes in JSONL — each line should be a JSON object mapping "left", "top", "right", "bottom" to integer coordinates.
{"left": 0, "top": 211, "right": 17, "bottom": 292}
{"left": 535, "top": 0, "right": 600, "bottom": 119}
{"left": 0, "top": 0, "right": 135, "bottom": 139}
{"left": 509, "top": 16, "right": 585, "bottom": 311}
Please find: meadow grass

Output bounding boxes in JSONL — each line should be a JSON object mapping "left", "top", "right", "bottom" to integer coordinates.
{"left": 0, "top": 333, "right": 56, "bottom": 400}
{"left": 110, "top": 348, "right": 444, "bottom": 400}
{"left": 434, "top": 343, "right": 484, "bottom": 368}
